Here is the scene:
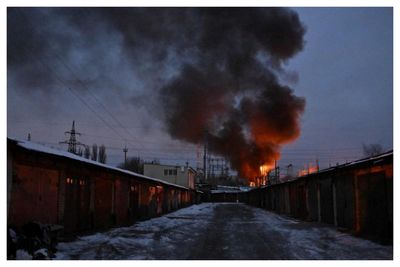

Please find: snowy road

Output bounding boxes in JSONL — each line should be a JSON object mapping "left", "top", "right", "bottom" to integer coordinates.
{"left": 55, "top": 203, "right": 392, "bottom": 260}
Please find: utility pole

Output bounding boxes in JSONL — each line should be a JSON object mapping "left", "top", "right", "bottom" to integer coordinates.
{"left": 196, "top": 143, "right": 201, "bottom": 171}
{"left": 208, "top": 157, "right": 211, "bottom": 179}
{"left": 123, "top": 145, "right": 128, "bottom": 168}
{"left": 203, "top": 132, "right": 208, "bottom": 182}
{"left": 286, "top": 164, "right": 293, "bottom": 179}
{"left": 60, "top": 120, "right": 85, "bottom": 155}
{"left": 211, "top": 158, "right": 215, "bottom": 179}
{"left": 215, "top": 158, "right": 219, "bottom": 176}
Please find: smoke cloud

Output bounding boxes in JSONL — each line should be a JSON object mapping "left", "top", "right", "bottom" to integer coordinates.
{"left": 157, "top": 8, "right": 306, "bottom": 178}
{"left": 8, "top": 7, "right": 306, "bottom": 178}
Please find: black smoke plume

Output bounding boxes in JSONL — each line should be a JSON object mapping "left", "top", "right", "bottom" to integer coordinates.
{"left": 8, "top": 7, "right": 306, "bottom": 178}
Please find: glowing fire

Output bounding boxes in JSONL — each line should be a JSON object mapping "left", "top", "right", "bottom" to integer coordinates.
{"left": 298, "top": 163, "right": 319, "bottom": 177}
{"left": 246, "top": 163, "right": 275, "bottom": 187}
{"left": 259, "top": 164, "right": 274, "bottom": 176}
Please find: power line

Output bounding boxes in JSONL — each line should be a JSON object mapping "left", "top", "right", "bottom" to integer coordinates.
{"left": 13, "top": 121, "right": 374, "bottom": 156}
{"left": 19, "top": 125, "right": 367, "bottom": 159}
{"left": 11, "top": 119, "right": 164, "bottom": 131}
{"left": 11, "top": 124, "right": 197, "bottom": 149}
{"left": 59, "top": 120, "right": 86, "bottom": 155}
{"left": 35, "top": 141, "right": 199, "bottom": 161}
{"left": 11, "top": 18, "right": 128, "bottom": 143}
{"left": 43, "top": 38, "right": 144, "bottom": 149}
{"left": 13, "top": 8, "right": 145, "bottom": 153}
{"left": 15, "top": 120, "right": 369, "bottom": 158}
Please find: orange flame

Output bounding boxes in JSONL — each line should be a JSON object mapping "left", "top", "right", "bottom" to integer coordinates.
{"left": 246, "top": 163, "right": 275, "bottom": 187}
{"left": 259, "top": 164, "right": 274, "bottom": 176}
{"left": 298, "top": 163, "right": 319, "bottom": 177}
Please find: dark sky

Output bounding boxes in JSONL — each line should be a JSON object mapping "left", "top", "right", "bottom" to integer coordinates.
{"left": 7, "top": 7, "right": 393, "bottom": 176}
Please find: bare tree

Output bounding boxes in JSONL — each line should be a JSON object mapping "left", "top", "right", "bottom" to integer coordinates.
{"left": 151, "top": 158, "right": 160, "bottom": 164}
{"left": 84, "top": 146, "right": 90, "bottom": 159}
{"left": 118, "top": 156, "right": 144, "bottom": 174}
{"left": 91, "top": 144, "right": 98, "bottom": 161}
{"left": 99, "top": 144, "right": 107, "bottom": 164}
{"left": 77, "top": 147, "right": 83, "bottom": 157}
{"left": 362, "top": 143, "right": 383, "bottom": 157}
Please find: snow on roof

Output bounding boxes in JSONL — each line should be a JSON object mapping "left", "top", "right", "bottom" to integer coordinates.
{"left": 9, "top": 138, "right": 189, "bottom": 191}
{"left": 316, "top": 150, "right": 393, "bottom": 175}
{"left": 285, "top": 150, "right": 393, "bottom": 182}
{"left": 345, "top": 150, "right": 393, "bottom": 166}
{"left": 247, "top": 150, "right": 393, "bottom": 191}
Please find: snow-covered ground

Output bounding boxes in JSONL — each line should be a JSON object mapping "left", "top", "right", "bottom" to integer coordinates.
{"left": 55, "top": 203, "right": 215, "bottom": 260}
{"left": 55, "top": 203, "right": 392, "bottom": 260}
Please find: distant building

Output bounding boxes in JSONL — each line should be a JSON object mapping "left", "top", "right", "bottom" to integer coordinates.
{"left": 143, "top": 163, "right": 196, "bottom": 189}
